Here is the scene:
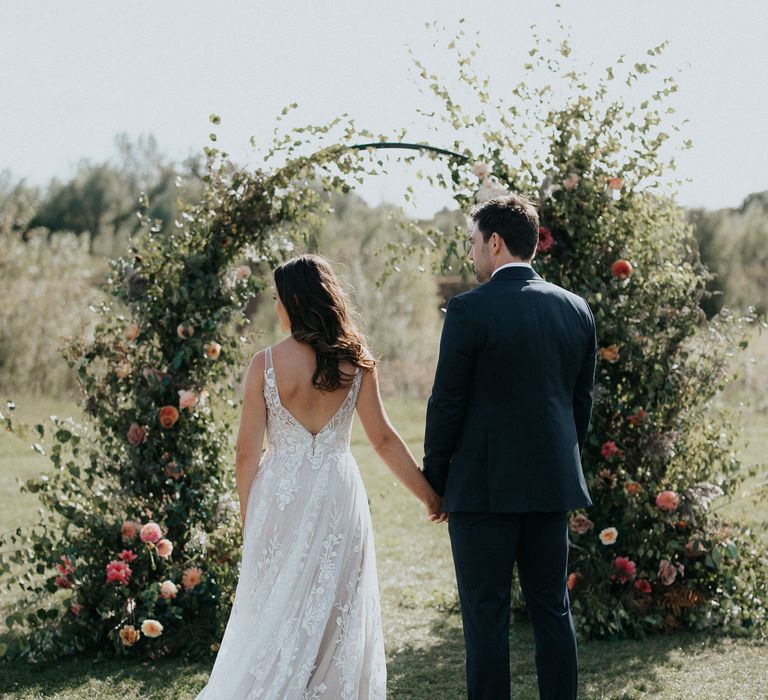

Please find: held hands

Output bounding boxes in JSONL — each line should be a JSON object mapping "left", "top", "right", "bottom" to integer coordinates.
{"left": 424, "top": 490, "right": 448, "bottom": 524}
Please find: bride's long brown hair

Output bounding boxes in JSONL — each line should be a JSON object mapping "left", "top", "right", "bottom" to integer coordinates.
{"left": 274, "top": 254, "right": 375, "bottom": 392}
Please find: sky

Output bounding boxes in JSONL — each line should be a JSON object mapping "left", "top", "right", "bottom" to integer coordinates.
{"left": 1, "top": 0, "right": 767, "bottom": 217}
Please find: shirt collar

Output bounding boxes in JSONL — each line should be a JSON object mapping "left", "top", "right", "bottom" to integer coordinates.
{"left": 491, "top": 261, "right": 533, "bottom": 278}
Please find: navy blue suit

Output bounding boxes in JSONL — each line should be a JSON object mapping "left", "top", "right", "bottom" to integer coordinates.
{"left": 423, "top": 265, "right": 596, "bottom": 699}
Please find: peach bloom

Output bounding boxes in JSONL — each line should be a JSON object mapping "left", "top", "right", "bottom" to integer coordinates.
{"left": 114, "top": 363, "right": 131, "bottom": 379}
{"left": 611, "top": 259, "right": 633, "bottom": 279}
{"left": 658, "top": 559, "right": 684, "bottom": 586}
{"left": 70, "top": 602, "right": 83, "bottom": 615}
{"left": 158, "top": 405, "right": 179, "bottom": 429}
{"left": 127, "top": 423, "right": 147, "bottom": 446}
{"left": 204, "top": 341, "right": 222, "bottom": 360}
{"left": 121, "top": 520, "right": 139, "bottom": 542}
{"left": 124, "top": 324, "right": 140, "bottom": 341}
{"left": 234, "top": 265, "right": 251, "bottom": 280}
{"left": 623, "top": 481, "right": 643, "bottom": 497}
{"left": 182, "top": 566, "right": 203, "bottom": 590}
{"left": 655, "top": 490, "right": 680, "bottom": 513}
{"left": 569, "top": 514, "right": 594, "bottom": 535}
{"left": 140, "top": 522, "right": 163, "bottom": 544}
{"left": 178, "top": 390, "right": 198, "bottom": 410}
{"left": 159, "top": 580, "right": 178, "bottom": 599}
{"left": 599, "top": 527, "right": 618, "bottom": 545}
{"left": 607, "top": 176, "right": 624, "bottom": 190}
{"left": 471, "top": 162, "right": 492, "bottom": 179}
{"left": 563, "top": 173, "right": 581, "bottom": 190}
{"left": 156, "top": 539, "right": 173, "bottom": 558}
{"left": 141, "top": 619, "right": 164, "bottom": 638}
{"left": 598, "top": 345, "right": 620, "bottom": 363}
{"left": 177, "top": 324, "right": 195, "bottom": 339}
{"left": 164, "top": 460, "right": 183, "bottom": 480}
{"left": 119, "top": 624, "right": 140, "bottom": 646}
{"left": 105, "top": 560, "right": 132, "bottom": 586}
{"left": 118, "top": 549, "right": 138, "bottom": 563}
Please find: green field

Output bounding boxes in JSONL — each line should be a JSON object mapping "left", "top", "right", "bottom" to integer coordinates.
{"left": 1, "top": 393, "right": 766, "bottom": 699}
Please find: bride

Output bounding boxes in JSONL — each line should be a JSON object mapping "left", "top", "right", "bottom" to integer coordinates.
{"left": 195, "top": 254, "right": 444, "bottom": 699}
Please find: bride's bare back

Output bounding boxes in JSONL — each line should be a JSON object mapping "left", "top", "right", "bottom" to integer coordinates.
{"left": 270, "top": 337, "right": 357, "bottom": 436}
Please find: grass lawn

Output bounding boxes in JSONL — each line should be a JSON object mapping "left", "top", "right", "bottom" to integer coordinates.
{"left": 1, "top": 393, "right": 766, "bottom": 699}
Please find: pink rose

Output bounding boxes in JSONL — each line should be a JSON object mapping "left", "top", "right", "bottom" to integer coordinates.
{"left": 106, "top": 560, "right": 132, "bottom": 586}
{"left": 537, "top": 226, "right": 555, "bottom": 254}
{"left": 634, "top": 579, "right": 652, "bottom": 594}
{"left": 568, "top": 514, "right": 594, "bottom": 535}
{"left": 127, "top": 423, "right": 148, "bottom": 446}
{"left": 611, "top": 556, "right": 637, "bottom": 584}
{"left": 118, "top": 549, "right": 138, "bottom": 563}
{"left": 600, "top": 441, "right": 622, "bottom": 459}
{"left": 121, "top": 520, "right": 139, "bottom": 541}
{"left": 156, "top": 539, "right": 173, "bottom": 558}
{"left": 159, "top": 580, "right": 178, "bottom": 599}
{"left": 56, "top": 554, "right": 75, "bottom": 576}
{"left": 140, "top": 522, "right": 163, "bottom": 544}
{"left": 178, "top": 390, "right": 198, "bottom": 410}
{"left": 658, "top": 558, "right": 684, "bottom": 586}
{"left": 656, "top": 490, "right": 680, "bottom": 513}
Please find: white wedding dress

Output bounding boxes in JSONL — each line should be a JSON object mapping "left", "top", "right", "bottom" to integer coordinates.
{"left": 196, "top": 347, "right": 386, "bottom": 699}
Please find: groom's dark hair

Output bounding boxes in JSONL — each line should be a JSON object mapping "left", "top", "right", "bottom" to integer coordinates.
{"left": 470, "top": 194, "right": 539, "bottom": 260}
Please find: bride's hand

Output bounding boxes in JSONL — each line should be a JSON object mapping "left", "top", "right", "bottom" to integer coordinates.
{"left": 424, "top": 491, "right": 447, "bottom": 524}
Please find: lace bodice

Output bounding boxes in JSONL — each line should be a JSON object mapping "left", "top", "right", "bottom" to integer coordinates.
{"left": 263, "top": 346, "right": 362, "bottom": 463}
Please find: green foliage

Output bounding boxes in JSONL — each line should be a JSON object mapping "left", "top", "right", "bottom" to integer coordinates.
{"left": 397, "top": 28, "right": 768, "bottom": 638}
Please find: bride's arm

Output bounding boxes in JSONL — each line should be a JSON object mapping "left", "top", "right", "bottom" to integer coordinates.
{"left": 356, "top": 365, "right": 446, "bottom": 523}
{"left": 234, "top": 351, "right": 267, "bottom": 528}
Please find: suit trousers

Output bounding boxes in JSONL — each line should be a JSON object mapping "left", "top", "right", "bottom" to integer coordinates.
{"left": 448, "top": 511, "right": 578, "bottom": 700}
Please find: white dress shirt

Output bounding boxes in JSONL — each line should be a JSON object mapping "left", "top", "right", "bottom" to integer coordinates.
{"left": 491, "top": 262, "right": 533, "bottom": 278}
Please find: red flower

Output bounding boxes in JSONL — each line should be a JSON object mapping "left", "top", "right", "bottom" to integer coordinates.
{"left": 105, "top": 560, "right": 132, "bottom": 586}
{"left": 600, "top": 440, "right": 622, "bottom": 459}
{"left": 611, "top": 259, "right": 633, "bottom": 279}
{"left": 118, "top": 549, "right": 138, "bottom": 563}
{"left": 628, "top": 409, "right": 648, "bottom": 427}
{"left": 55, "top": 576, "right": 73, "bottom": 589}
{"left": 55, "top": 554, "right": 75, "bottom": 576}
{"left": 537, "top": 226, "right": 555, "bottom": 253}
{"left": 634, "top": 579, "right": 651, "bottom": 594}
{"left": 611, "top": 556, "right": 637, "bottom": 584}
{"left": 567, "top": 572, "right": 584, "bottom": 591}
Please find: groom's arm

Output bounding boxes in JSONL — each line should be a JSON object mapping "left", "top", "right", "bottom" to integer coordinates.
{"left": 423, "top": 296, "right": 476, "bottom": 497}
{"left": 573, "top": 301, "right": 597, "bottom": 454}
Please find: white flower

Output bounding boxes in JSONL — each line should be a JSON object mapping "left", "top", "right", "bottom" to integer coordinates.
{"left": 471, "top": 162, "right": 492, "bottom": 179}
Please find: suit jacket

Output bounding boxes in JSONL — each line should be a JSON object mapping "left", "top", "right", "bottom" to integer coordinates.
{"left": 423, "top": 265, "right": 596, "bottom": 513}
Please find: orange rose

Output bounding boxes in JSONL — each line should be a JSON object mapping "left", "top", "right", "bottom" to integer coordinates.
{"left": 607, "top": 176, "right": 624, "bottom": 190}
{"left": 119, "top": 625, "right": 140, "bottom": 646}
{"left": 204, "top": 342, "right": 221, "bottom": 360}
{"left": 124, "top": 324, "right": 140, "bottom": 341}
{"left": 158, "top": 406, "right": 179, "bottom": 429}
{"left": 611, "top": 259, "right": 633, "bottom": 279}
{"left": 598, "top": 345, "right": 620, "bottom": 363}
{"left": 599, "top": 527, "right": 618, "bottom": 545}
{"left": 623, "top": 481, "right": 643, "bottom": 497}
{"left": 141, "top": 619, "right": 164, "bottom": 638}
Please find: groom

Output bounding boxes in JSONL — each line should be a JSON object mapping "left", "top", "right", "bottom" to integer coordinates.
{"left": 423, "top": 194, "right": 596, "bottom": 700}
